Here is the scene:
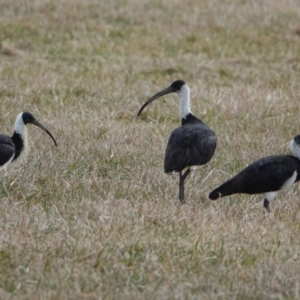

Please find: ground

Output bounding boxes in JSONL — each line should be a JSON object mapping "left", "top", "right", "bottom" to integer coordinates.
{"left": 0, "top": 0, "right": 300, "bottom": 299}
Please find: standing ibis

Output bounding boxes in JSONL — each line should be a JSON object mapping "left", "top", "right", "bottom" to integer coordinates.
{"left": 0, "top": 112, "right": 57, "bottom": 172}
{"left": 137, "top": 80, "right": 217, "bottom": 203}
{"left": 209, "top": 135, "right": 300, "bottom": 212}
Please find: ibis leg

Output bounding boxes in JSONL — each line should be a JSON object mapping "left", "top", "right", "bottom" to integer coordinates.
{"left": 263, "top": 199, "right": 270, "bottom": 213}
{"left": 179, "top": 169, "right": 191, "bottom": 203}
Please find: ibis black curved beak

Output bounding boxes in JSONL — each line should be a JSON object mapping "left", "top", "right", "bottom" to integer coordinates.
{"left": 137, "top": 85, "right": 177, "bottom": 116}
{"left": 31, "top": 120, "right": 58, "bottom": 146}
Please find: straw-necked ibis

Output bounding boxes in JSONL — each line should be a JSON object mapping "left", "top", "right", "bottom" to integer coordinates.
{"left": 138, "top": 80, "right": 217, "bottom": 203}
{"left": 209, "top": 135, "right": 300, "bottom": 212}
{"left": 0, "top": 112, "right": 57, "bottom": 172}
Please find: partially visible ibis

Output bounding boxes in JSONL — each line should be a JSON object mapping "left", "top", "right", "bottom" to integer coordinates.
{"left": 138, "top": 80, "right": 217, "bottom": 203}
{"left": 209, "top": 135, "right": 300, "bottom": 212}
{"left": 0, "top": 112, "right": 57, "bottom": 172}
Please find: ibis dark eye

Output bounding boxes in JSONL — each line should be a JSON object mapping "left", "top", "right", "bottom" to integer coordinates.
{"left": 22, "top": 112, "right": 36, "bottom": 125}
{"left": 170, "top": 80, "right": 186, "bottom": 91}
{"left": 294, "top": 135, "right": 300, "bottom": 144}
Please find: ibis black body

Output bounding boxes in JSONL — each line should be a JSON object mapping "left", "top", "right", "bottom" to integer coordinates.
{"left": 0, "top": 112, "right": 57, "bottom": 172}
{"left": 209, "top": 136, "right": 300, "bottom": 212}
{"left": 138, "top": 80, "right": 217, "bottom": 203}
{"left": 164, "top": 114, "right": 216, "bottom": 173}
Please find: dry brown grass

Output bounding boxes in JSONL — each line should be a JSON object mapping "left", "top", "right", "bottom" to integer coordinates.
{"left": 1, "top": 0, "right": 300, "bottom": 299}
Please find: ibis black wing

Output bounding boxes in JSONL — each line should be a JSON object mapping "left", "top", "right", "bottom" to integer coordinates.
{"left": 0, "top": 134, "right": 15, "bottom": 171}
{"left": 164, "top": 124, "right": 217, "bottom": 173}
{"left": 209, "top": 155, "right": 300, "bottom": 199}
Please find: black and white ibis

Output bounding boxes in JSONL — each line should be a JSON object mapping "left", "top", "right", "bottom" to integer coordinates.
{"left": 209, "top": 135, "right": 300, "bottom": 212}
{"left": 137, "top": 80, "right": 217, "bottom": 203}
{"left": 0, "top": 112, "right": 57, "bottom": 172}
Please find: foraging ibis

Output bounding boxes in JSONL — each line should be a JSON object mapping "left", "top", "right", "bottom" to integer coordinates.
{"left": 0, "top": 112, "right": 57, "bottom": 171}
{"left": 209, "top": 135, "right": 300, "bottom": 212}
{"left": 137, "top": 80, "right": 217, "bottom": 203}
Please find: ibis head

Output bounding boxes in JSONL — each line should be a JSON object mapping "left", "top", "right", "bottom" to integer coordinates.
{"left": 137, "top": 80, "right": 187, "bottom": 116}
{"left": 20, "top": 112, "right": 57, "bottom": 146}
{"left": 290, "top": 134, "right": 300, "bottom": 159}
{"left": 293, "top": 135, "right": 300, "bottom": 145}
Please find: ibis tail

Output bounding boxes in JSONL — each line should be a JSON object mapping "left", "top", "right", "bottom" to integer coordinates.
{"left": 209, "top": 178, "right": 235, "bottom": 200}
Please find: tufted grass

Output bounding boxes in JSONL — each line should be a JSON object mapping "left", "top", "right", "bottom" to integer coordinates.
{"left": 1, "top": 0, "right": 300, "bottom": 299}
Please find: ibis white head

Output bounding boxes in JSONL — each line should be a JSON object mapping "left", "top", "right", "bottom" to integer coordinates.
{"left": 137, "top": 80, "right": 192, "bottom": 120}
{"left": 290, "top": 135, "right": 300, "bottom": 160}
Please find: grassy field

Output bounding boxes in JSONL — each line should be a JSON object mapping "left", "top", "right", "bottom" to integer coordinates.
{"left": 1, "top": 0, "right": 300, "bottom": 299}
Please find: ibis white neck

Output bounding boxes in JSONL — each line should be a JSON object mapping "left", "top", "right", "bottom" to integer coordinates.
{"left": 178, "top": 84, "right": 192, "bottom": 120}
{"left": 290, "top": 139, "right": 300, "bottom": 160}
{"left": 14, "top": 113, "right": 27, "bottom": 140}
